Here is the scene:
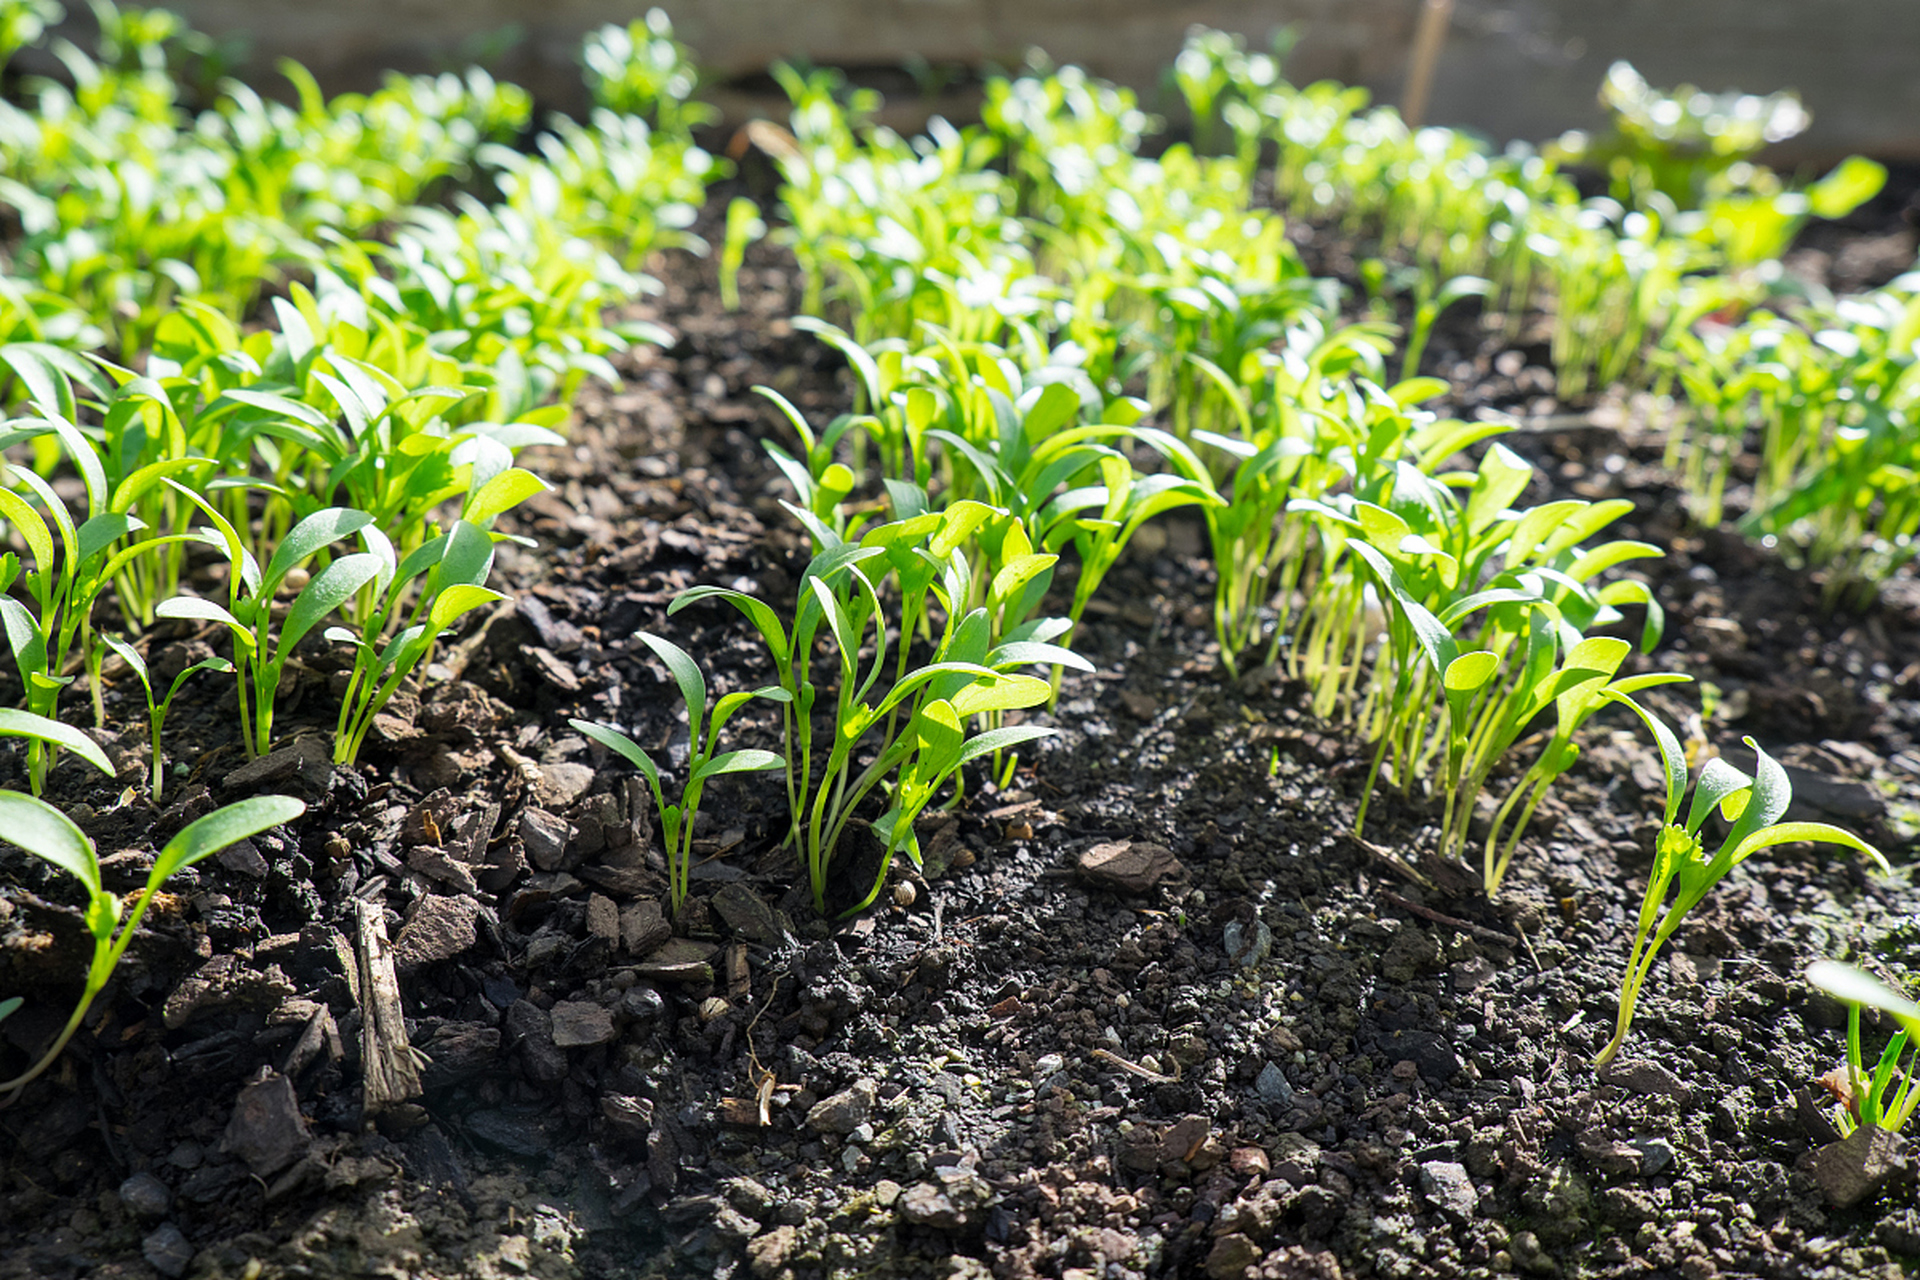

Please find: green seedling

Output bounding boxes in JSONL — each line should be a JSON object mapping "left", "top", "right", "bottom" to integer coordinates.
{"left": 571, "top": 632, "right": 787, "bottom": 916}
{"left": 672, "top": 516, "right": 1075, "bottom": 916}
{"left": 720, "top": 196, "right": 767, "bottom": 311}
{"left": 1596, "top": 696, "right": 1887, "bottom": 1067}
{"left": 155, "top": 485, "right": 386, "bottom": 757}
{"left": 100, "top": 635, "right": 232, "bottom": 802}
{"left": 1805, "top": 961, "right": 1920, "bottom": 1136}
{"left": 326, "top": 518, "right": 505, "bottom": 766}
{"left": 0, "top": 791, "right": 306, "bottom": 1098}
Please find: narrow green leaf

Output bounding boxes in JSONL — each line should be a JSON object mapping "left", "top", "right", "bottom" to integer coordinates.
{"left": 277, "top": 554, "right": 386, "bottom": 661}
{"left": 0, "top": 790, "right": 99, "bottom": 894}
{"left": 691, "top": 749, "right": 785, "bottom": 783}
{"left": 0, "top": 707, "right": 113, "bottom": 776}
{"left": 150, "top": 796, "right": 306, "bottom": 888}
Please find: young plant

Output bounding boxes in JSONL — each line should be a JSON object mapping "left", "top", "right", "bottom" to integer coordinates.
{"left": 571, "top": 633, "right": 787, "bottom": 916}
{"left": 0, "top": 791, "right": 306, "bottom": 1097}
{"left": 155, "top": 485, "right": 386, "bottom": 758}
{"left": 1595, "top": 695, "right": 1887, "bottom": 1067}
{"left": 325, "top": 518, "right": 506, "bottom": 766}
{"left": 672, "top": 516, "right": 1077, "bottom": 916}
{"left": 99, "top": 635, "right": 232, "bottom": 802}
{"left": 1805, "top": 961, "right": 1920, "bottom": 1136}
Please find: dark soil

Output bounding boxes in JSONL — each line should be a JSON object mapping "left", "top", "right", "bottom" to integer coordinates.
{"left": 5, "top": 192, "right": 1920, "bottom": 1280}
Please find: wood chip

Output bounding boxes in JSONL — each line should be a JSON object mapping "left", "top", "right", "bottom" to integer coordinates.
{"left": 353, "top": 899, "right": 423, "bottom": 1126}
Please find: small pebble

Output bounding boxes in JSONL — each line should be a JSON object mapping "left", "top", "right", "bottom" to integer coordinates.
{"left": 119, "top": 1172, "right": 172, "bottom": 1220}
{"left": 142, "top": 1223, "right": 193, "bottom": 1278}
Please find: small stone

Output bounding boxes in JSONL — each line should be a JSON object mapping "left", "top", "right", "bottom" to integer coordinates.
{"left": 549, "top": 1001, "right": 616, "bottom": 1048}
{"left": 585, "top": 893, "right": 619, "bottom": 943}
{"left": 118, "top": 1172, "right": 172, "bottom": 1220}
{"left": 1377, "top": 1029, "right": 1461, "bottom": 1083}
{"left": 1033, "top": 1054, "right": 1065, "bottom": 1082}
{"left": 633, "top": 937, "right": 717, "bottom": 982}
{"left": 391, "top": 895, "right": 480, "bottom": 970}
{"left": 1418, "top": 1160, "right": 1477, "bottom": 1221}
{"left": 620, "top": 899, "right": 672, "bottom": 955}
{"left": 748, "top": 1224, "right": 800, "bottom": 1278}
{"left": 1451, "top": 955, "right": 1496, "bottom": 995}
{"left": 1510, "top": 1229, "right": 1558, "bottom": 1276}
{"left": 710, "top": 882, "right": 788, "bottom": 947}
{"left": 535, "top": 762, "right": 595, "bottom": 809}
{"left": 1255, "top": 1062, "right": 1294, "bottom": 1108}
{"left": 899, "top": 1164, "right": 995, "bottom": 1231}
{"left": 405, "top": 845, "right": 479, "bottom": 895}
{"left": 1601, "top": 1059, "right": 1692, "bottom": 1105}
{"left": 1223, "top": 918, "right": 1271, "bottom": 968}
{"left": 221, "top": 737, "right": 331, "bottom": 793}
{"left": 1229, "top": 1147, "right": 1271, "bottom": 1177}
{"left": 1632, "top": 1136, "right": 1676, "bottom": 1176}
{"left": 1602, "top": 1186, "right": 1656, "bottom": 1226}
{"left": 220, "top": 1073, "right": 309, "bottom": 1177}
{"left": 1811, "top": 1125, "right": 1912, "bottom": 1209}
{"left": 1204, "top": 1233, "right": 1262, "bottom": 1280}
{"left": 216, "top": 838, "right": 268, "bottom": 877}
{"left": 1075, "top": 840, "right": 1182, "bottom": 894}
{"left": 519, "top": 808, "right": 576, "bottom": 872}
{"left": 1577, "top": 1130, "right": 1641, "bottom": 1176}
{"left": 142, "top": 1222, "right": 193, "bottom": 1278}
{"left": 807, "top": 1078, "right": 876, "bottom": 1135}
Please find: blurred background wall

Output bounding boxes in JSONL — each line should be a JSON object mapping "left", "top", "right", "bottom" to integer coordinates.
{"left": 157, "top": 0, "right": 1920, "bottom": 161}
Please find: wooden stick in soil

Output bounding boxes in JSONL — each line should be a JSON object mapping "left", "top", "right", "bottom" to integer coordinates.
{"left": 352, "top": 898, "right": 424, "bottom": 1129}
{"left": 1401, "top": 0, "right": 1455, "bottom": 129}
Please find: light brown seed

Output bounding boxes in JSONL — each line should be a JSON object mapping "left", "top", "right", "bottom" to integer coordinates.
{"left": 892, "top": 881, "right": 917, "bottom": 907}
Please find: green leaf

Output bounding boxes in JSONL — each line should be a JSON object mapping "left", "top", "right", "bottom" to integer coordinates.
{"left": 954, "top": 724, "right": 1055, "bottom": 766}
{"left": 1687, "top": 756, "right": 1753, "bottom": 834}
{"left": 571, "top": 719, "right": 666, "bottom": 806}
{"left": 793, "top": 316, "right": 881, "bottom": 407}
{"left": 0, "top": 790, "right": 99, "bottom": 896}
{"left": 639, "top": 632, "right": 708, "bottom": 746}
{"left": 1727, "top": 821, "right": 1887, "bottom": 874}
{"left": 1598, "top": 689, "right": 1689, "bottom": 826}
{"left": 1721, "top": 737, "right": 1792, "bottom": 855}
{"left": 76, "top": 512, "right": 142, "bottom": 562}
{"left": 1465, "top": 444, "right": 1533, "bottom": 535}
{"left": 100, "top": 635, "right": 151, "bottom": 693}
{"left": 156, "top": 595, "right": 245, "bottom": 634}
{"left": 428, "top": 584, "right": 505, "bottom": 631}
{"left": 1807, "top": 156, "right": 1887, "bottom": 221}
{"left": 277, "top": 554, "right": 385, "bottom": 662}
{"left": 149, "top": 795, "right": 306, "bottom": 889}
{"left": 669, "top": 586, "right": 790, "bottom": 667}
{"left": 0, "top": 707, "right": 113, "bottom": 776}
{"left": 262, "top": 507, "right": 375, "bottom": 594}
{"left": 1443, "top": 650, "right": 1499, "bottom": 694}
{"left": 464, "top": 467, "right": 549, "bottom": 526}
{"left": 0, "top": 488, "right": 53, "bottom": 574}
{"left": 987, "top": 641, "right": 1094, "bottom": 674}
{"left": 691, "top": 749, "right": 785, "bottom": 783}
{"left": 949, "top": 672, "right": 1051, "bottom": 718}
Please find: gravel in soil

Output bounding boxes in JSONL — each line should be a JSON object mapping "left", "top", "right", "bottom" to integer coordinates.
{"left": 4, "top": 198, "right": 1920, "bottom": 1280}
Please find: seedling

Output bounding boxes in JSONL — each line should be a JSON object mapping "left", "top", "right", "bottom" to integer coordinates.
{"left": 99, "top": 635, "right": 232, "bottom": 802}
{"left": 1595, "top": 695, "right": 1887, "bottom": 1066}
{"left": 1806, "top": 961, "right": 1920, "bottom": 1136}
{"left": 571, "top": 632, "right": 787, "bottom": 916}
{"left": 0, "top": 702, "right": 304, "bottom": 1096}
